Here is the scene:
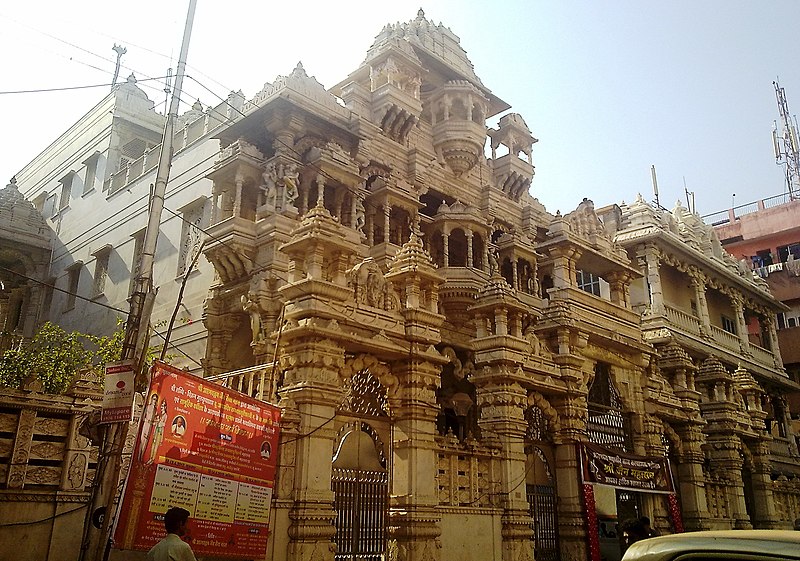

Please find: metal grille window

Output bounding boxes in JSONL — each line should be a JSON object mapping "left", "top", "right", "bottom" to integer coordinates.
{"left": 576, "top": 270, "right": 601, "bottom": 296}
{"left": 587, "top": 362, "right": 631, "bottom": 452}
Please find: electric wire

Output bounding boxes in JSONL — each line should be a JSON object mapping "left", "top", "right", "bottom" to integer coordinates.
{"left": 0, "top": 265, "right": 202, "bottom": 367}
{"left": 0, "top": 76, "right": 169, "bottom": 96}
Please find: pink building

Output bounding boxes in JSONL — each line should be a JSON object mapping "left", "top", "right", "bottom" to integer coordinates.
{"left": 711, "top": 193, "right": 800, "bottom": 417}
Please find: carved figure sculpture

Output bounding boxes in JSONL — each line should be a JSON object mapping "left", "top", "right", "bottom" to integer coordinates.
{"left": 261, "top": 162, "right": 278, "bottom": 210}
{"left": 282, "top": 163, "right": 299, "bottom": 208}
{"left": 242, "top": 294, "right": 263, "bottom": 343}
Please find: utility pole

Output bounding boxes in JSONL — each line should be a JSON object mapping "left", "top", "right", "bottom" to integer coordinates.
{"left": 80, "top": 2, "right": 197, "bottom": 560}
{"left": 772, "top": 80, "right": 800, "bottom": 199}
{"left": 111, "top": 44, "right": 127, "bottom": 90}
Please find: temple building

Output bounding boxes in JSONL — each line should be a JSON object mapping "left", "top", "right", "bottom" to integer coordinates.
{"left": 3, "top": 10, "right": 800, "bottom": 561}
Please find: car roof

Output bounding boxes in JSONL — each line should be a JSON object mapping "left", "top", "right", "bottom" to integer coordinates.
{"left": 622, "top": 530, "right": 800, "bottom": 561}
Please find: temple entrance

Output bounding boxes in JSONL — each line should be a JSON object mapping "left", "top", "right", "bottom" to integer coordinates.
{"left": 331, "top": 420, "right": 389, "bottom": 561}
{"left": 525, "top": 446, "right": 559, "bottom": 561}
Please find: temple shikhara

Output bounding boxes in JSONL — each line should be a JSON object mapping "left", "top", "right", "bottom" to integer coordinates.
{"left": 2, "top": 10, "right": 799, "bottom": 561}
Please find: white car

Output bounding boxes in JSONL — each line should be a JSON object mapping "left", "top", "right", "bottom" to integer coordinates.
{"left": 621, "top": 530, "right": 800, "bottom": 561}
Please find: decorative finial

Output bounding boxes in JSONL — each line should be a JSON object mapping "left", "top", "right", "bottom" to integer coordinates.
{"left": 417, "top": 8, "right": 425, "bottom": 18}
{"left": 192, "top": 99, "right": 203, "bottom": 111}
{"left": 7, "top": 176, "right": 18, "bottom": 190}
{"left": 126, "top": 73, "right": 137, "bottom": 84}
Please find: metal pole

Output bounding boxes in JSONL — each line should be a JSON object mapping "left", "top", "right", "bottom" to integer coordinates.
{"left": 81, "top": 2, "right": 197, "bottom": 559}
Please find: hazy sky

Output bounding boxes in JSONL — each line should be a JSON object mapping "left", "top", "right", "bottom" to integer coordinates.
{"left": 2, "top": 1, "right": 799, "bottom": 217}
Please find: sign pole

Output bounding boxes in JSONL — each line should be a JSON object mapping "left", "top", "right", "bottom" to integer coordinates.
{"left": 79, "top": 2, "right": 197, "bottom": 560}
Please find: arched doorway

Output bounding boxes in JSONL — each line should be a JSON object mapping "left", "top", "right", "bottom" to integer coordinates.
{"left": 525, "top": 404, "right": 559, "bottom": 561}
{"left": 332, "top": 366, "right": 391, "bottom": 561}
{"left": 332, "top": 421, "right": 389, "bottom": 561}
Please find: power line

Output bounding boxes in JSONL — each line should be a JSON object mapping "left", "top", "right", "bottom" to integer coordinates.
{"left": 0, "top": 265, "right": 202, "bottom": 367}
{"left": 0, "top": 76, "right": 169, "bottom": 96}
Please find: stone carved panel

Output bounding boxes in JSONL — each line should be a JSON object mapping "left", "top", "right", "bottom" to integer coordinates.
{"left": 34, "top": 416, "right": 69, "bottom": 436}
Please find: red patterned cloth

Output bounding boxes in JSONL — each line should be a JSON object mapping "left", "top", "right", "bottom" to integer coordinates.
{"left": 668, "top": 493, "right": 684, "bottom": 533}
{"left": 582, "top": 483, "right": 601, "bottom": 561}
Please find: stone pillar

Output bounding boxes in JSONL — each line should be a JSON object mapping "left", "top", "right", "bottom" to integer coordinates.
{"left": 60, "top": 412, "right": 90, "bottom": 491}
{"left": 280, "top": 338, "right": 346, "bottom": 561}
{"left": 0, "top": 294, "right": 9, "bottom": 332}
{"left": 211, "top": 193, "right": 220, "bottom": 224}
{"left": 765, "top": 317, "right": 783, "bottom": 368}
{"left": 233, "top": 177, "right": 244, "bottom": 218}
{"left": 483, "top": 240, "right": 489, "bottom": 271}
{"left": 442, "top": 231, "right": 449, "bottom": 268}
{"left": 300, "top": 175, "right": 309, "bottom": 215}
{"left": 747, "top": 440, "right": 781, "bottom": 528}
{"left": 511, "top": 259, "right": 519, "bottom": 290}
{"left": 476, "top": 379, "right": 534, "bottom": 561}
{"left": 641, "top": 415, "right": 670, "bottom": 533}
{"left": 466, "top": 228, "right": 474, "bottom": 268}
{"left": 550, "top": 248, "right": 578, "bottom": 290}
{"left": 731, "top": 294, "right": 750, "bottom": 354}
{"left": 606, "top": 272, "right": 630, "bottom": 308}
{"left": 552, "top": 362, "right": 589, "bottom": 561}
{"left": 316, "top": 175, "right": 326, "bottom": 207}
{"left": 383, "top": 204, "right": 391, "bottom": 244}
{"left": 643, "top": 245, "right": 665, "bottom": 315}
{"left": 712, "top": 436, "right": 751, "bottom": 529}
{"left": 689, "top": 272, "right": 711, "bottom": 336}
{"left": 367, "top": 210, "right": 374, "bottom": 246}
{"left": 7, "top": 408, "right": 35, "bottom": 488}
{"left": 673, "top": 423, "right": 711, "bottom": 531}
{"left": 389, "top": 357, "right": 443, "bottom": 561}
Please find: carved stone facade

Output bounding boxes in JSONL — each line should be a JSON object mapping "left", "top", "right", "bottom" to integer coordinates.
{"left": 4, "top": 9, "right": 800, "bottom": 561}
{"left": 0, "top": 372, "right": 101, "bottom": 561}
{"left": 200, "top": 12, "right": 798, "bottom": 561}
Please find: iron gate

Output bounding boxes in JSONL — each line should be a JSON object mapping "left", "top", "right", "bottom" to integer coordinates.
{"left": 332, "top": 467, "right": 388, "bottom": 561}
{"left": 527, "top": 483, "right": 559, "bottom": 561}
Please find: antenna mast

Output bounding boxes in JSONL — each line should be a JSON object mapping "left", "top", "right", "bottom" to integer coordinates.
{"left": 772, "top": 80, "right": 800, "bottom": 199}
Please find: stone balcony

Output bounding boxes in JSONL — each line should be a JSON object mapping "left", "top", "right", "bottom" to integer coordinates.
{"left": 491, "top": 152, "right": 533, "bottom": 201}
{"left": 203, "top": 216, "right": 257, "bottom": 284}
{"left": 643, "top": 304, "right": 783, "bottom": 377}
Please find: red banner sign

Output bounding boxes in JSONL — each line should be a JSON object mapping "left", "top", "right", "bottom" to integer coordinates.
{"left": 580, "top": 443, "right": 673, "bottom": 494}
{"left": 114, "top": 362, "right": 281, "bottom": 558}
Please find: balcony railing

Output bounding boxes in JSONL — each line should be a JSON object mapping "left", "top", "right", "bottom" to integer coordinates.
{"left": 664, "top": 305, "right": 702, "bottom": 335}
{"left": 749, "top": 342, "right": 774, "bottom": 366}
{"left": 206, "top": 363, "right": 275, "bottom": 402}
{"left": 709, "top": 325, "right": 741, "bottom": 352}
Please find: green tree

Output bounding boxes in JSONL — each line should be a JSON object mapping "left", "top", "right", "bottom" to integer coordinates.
{"left": 0, "top": 321, "right": 125, "bottom": 394}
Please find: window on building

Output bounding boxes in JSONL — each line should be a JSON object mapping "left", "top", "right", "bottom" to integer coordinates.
{"left": 777, "top": 242, "right": 800, "bottom": 264}
{"left": 177, "top": 199, "right": 207, "bottom": 276}
{"left": 91, "top": 245, "right": 112, "bottom": 298}
{"left": 753, "top": 249, "right": 773, "bottom": 268}
{"left": 789, "top": 317, "right": 797, "bottom": 328}
{"left": 44, "top": 192, "right": 58, "bottom": 217}
{"left": 721, "top": 315, "right": 737, "bottom": 334}
{"left": 64, "top": 262, "right": 83, "bottom": 312}
{"left": 82, "top": 152, "right": 101, "bottom": 195}
{"left": 777, "top": 313, "right": 786, "bottom": 330}
{"left": 129, "top": 229, "right": 146, "bottom": 295}
{"left": 576, "top": 270, "right": 601, "bottom": 297}
{"left": 58, "top": 171, "right": 75, "bottom": 211}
